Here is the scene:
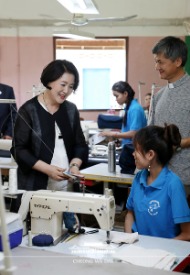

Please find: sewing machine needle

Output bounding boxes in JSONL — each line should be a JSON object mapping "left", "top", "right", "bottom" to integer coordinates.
{"left": 106, "top": 231, "right": 110, "bottom": 244}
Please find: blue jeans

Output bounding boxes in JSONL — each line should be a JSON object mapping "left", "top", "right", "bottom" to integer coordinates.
{"left": 63, "top": 212, "right": 79, "bottom": 233}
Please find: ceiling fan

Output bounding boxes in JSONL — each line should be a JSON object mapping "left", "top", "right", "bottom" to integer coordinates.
{"left": 54, "top": 13, "right": 137, "bottom": 27}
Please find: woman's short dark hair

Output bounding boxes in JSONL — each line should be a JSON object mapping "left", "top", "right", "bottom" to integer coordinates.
{"left": 133, "top": 124, "right": 181, "bottom": 166}
{"left": 152, "top": 36, "right": 188, "bottom": 67}
{"left": 40, "top": 59, "right": 79, "bottom": 91}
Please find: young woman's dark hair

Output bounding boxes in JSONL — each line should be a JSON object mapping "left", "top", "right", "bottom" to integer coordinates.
{"left": 133, "top": 124, "right": 181, "bottom": 166}
{"left": 112, "top": 81, "right": 135, "bottom": 126}
{"left": 40, "top": 59, "right": 79, "bottom": 91}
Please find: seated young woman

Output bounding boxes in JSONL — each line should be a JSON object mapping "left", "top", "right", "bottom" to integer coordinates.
{"left": 124, "top": 124, "right": 190, "bottom": 241}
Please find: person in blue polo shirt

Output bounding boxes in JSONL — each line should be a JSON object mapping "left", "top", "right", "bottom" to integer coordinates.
{"left": 125, "top": 124, "right": 190, "bottom": 240}
{"left": 100, "top": 81, "right": 147, "bottom": 174}
{"left": 100, "top": 81, "right": 147, "bottom": 207}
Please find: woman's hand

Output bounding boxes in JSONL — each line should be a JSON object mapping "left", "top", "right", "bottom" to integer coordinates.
{"left": 99, "top": 131, "right": 114, "bottom": 137}
{"left": 48, "top": 165, "right": 65, "bottom": 181}
{"left": 69, "top": 165, "right": 84, "bottom": 180}
{"left": 3, "top": 135, "right": 12, "bottom": 140}
{"left": 124, "top": 210, "right": 134, "bottom": 233}
{"left": 33, "top": 159, "right": 84, "bottom": 181}
{"left": 174, "top": 222, "right": 190, "bottom": 241}
{"left": 33, "top": 160, "right": 65, "bottom": 180}
{"left": 70, "top": 165, "right": 80, "bottom": 175}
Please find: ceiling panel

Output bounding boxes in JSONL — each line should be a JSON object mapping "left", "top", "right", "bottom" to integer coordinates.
{"left": 0, "top": 0, "right": 190, "bottom": 36}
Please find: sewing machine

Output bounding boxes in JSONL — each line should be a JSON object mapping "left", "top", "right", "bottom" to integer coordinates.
{"left": 29, "top": 188, "right": 115, "bottom": 243}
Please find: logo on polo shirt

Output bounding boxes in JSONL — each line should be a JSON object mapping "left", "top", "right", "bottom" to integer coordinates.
{"left": 148, "top": 200, "right": 160, "bottom": 216}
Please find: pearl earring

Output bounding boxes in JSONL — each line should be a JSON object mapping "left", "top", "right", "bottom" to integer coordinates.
{"left": 148, "top": 165, "right": 151, "bottom": 172}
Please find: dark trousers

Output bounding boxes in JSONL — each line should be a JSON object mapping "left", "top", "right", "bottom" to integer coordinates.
{"left": 119, "top": 144, "right": 136, "bottom": 174}
{"left": 115, "top": 144, "right": 135, "bottom": 207}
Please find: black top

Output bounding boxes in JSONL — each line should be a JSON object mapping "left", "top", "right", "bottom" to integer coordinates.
{"left": 11, "top": 96, "right": 88, "bottom": 191}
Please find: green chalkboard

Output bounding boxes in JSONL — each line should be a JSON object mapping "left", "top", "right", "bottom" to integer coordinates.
{"left": 185, "top": 36, "right": 190, "bottom": 75}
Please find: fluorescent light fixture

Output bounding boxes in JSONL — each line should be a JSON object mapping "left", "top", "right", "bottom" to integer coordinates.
{"left": 57, "top": 0, "right": 99, "bottom": 14}
{"left": 53, "top": 29, "right": 95, "bottom": 40}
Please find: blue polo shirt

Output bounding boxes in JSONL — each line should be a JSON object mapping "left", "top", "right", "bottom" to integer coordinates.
{"left": 126, "top": 166, "right": 190, "bottom": 238}
{"left": 121, "top": 99, "right": 147, "bottom": 146}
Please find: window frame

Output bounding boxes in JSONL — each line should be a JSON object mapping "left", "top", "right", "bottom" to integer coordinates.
{"left": 53, "top": 36, "right": 128, "bottom": 110}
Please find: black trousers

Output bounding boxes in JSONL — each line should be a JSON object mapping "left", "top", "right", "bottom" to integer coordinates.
{"left": 115, "top": 144, "right": 135, "bottom": 207}
{"left": 119, "top": 144, "right": 136, "bottom": 174}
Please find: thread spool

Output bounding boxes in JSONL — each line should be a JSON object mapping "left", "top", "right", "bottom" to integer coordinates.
{"left": 8, "top": 168, "right": 18, "bottom": 193}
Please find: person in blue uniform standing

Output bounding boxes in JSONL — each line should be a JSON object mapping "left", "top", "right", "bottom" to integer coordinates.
{"left": 100, "top": 81, "right": 147, "bottom": 174}
{"left": 100, "top": 81, "right": 147, "bottom": 208}
{"left": 125, "top": 124, "right": 190, "bottom": 240}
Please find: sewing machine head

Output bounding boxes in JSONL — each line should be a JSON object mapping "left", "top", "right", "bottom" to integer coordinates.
{"left": 29, "top": 188, "right": 115, "bottom": 243}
